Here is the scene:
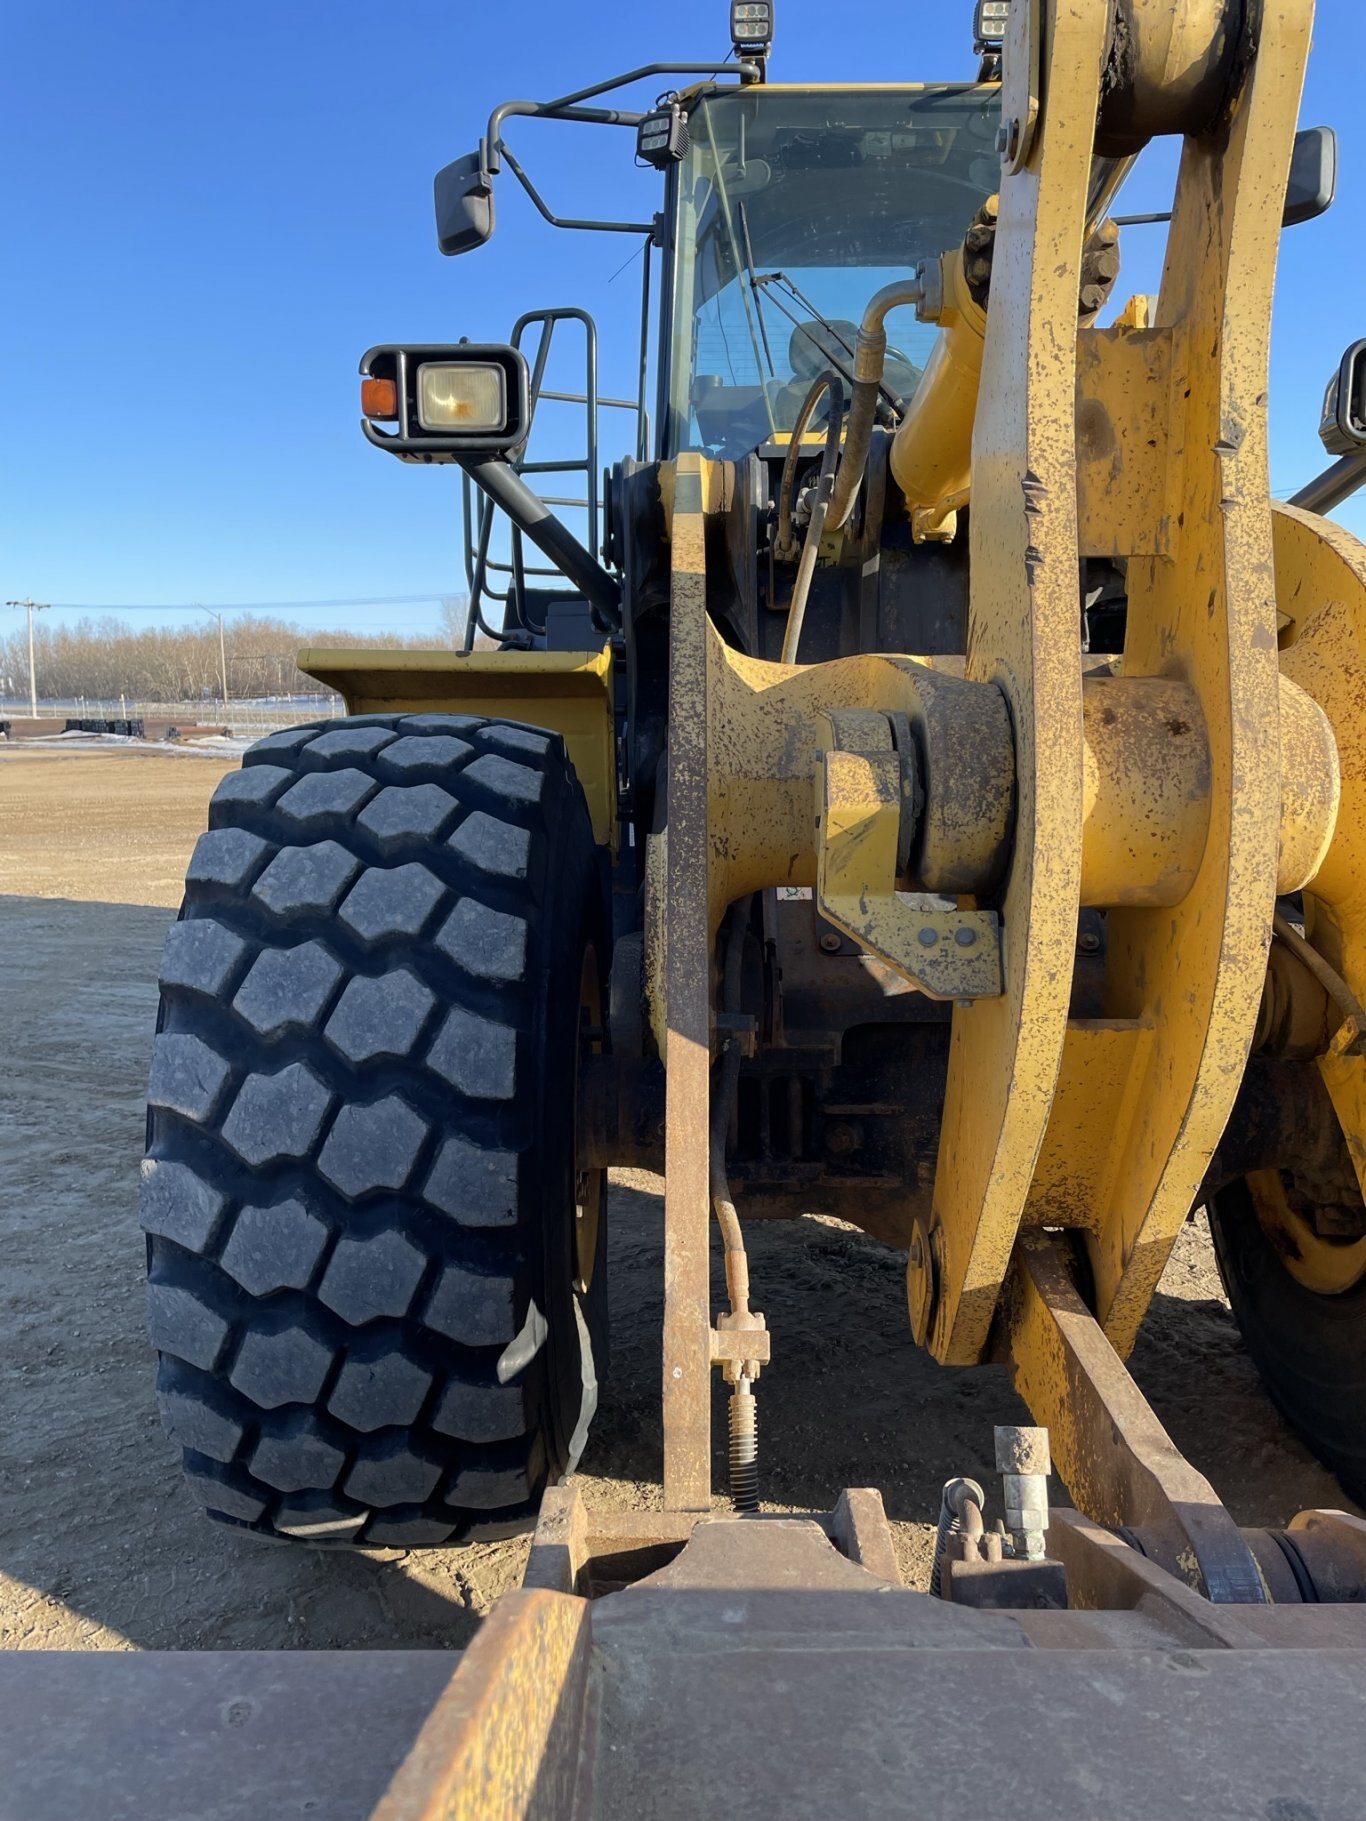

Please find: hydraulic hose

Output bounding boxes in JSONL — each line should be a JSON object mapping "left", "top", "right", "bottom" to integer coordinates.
{"left": 710, "top": 900, "right": 753, "bottom": 1319}
{"left": 711, "top": 898, "right": 762, "bottom": 1513}
{"left": 777, "top": 373, "right": 844, "bottom": 667}
{"left": 825, "top": 276, "right": 924, "bottom": 532}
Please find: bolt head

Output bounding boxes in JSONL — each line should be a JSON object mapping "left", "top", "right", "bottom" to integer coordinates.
{"left": 954, "top": 926, "right": 977, "bottom": 948}
{"left": 1078, "top": 930, "right": 1102, "bottom": 954}
{"left": 818, "top": 932, "right": 842, "bottom": 954}
{"left": 996, "top": 117, "right": 1020, "bottom": 160}
{"left": 917, "top": 926, "right": 938, "bottom": 949}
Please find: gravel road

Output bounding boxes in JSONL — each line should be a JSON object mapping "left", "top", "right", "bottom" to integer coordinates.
{"left": 0, "top": 745, "right": 1354, "bottom": 1654}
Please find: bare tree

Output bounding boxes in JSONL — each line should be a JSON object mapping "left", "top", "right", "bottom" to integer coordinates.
{"left": 0, "top": 615, "right": 445, "bottom": 707}
{"left": 438, "top": 595, "right": 470, "bottom": 648}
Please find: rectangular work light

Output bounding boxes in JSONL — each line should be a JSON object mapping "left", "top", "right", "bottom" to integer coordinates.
{"left": 730, "top": 0, "right": 773, "bottom": 52}
{"left": 973, "top": 0, "right": 1010, "bottom": 49}
{"left": 359, "top": 343, "right": 530, "bottom": 462}
{"left": 637, "top": 100, "right": 689, "bottom": 168}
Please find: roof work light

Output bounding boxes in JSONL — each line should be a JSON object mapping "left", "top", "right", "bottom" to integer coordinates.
{"left": 731, "top": 1, "right": 773, "bottom": 57}
{"left": 637, "top": 98, "right": 690, "bottom": 168}
{"left": 973, "top": 0, "right": 1010, "bottom": 50}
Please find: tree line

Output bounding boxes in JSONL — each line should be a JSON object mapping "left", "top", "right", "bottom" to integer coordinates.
{"left": 0, "top": 602, "right": 472, "bottom": 705}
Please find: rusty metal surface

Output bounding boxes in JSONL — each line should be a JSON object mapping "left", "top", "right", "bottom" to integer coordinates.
{"left": 0, "top": 1650, "right": 452, "bottom": 1821}
{"left": 366, "top": 1498, "right": 1366, "bottom": 1820}
{"left": 657, "top": 453, "right": 724, "bottom": 1513}
{"left": 372, "top": 1590, "right": 590, "bottom": 1821}
{"left": 1004, "top": 1234, "right": 1268, "bottom": 1603}
{"left": 581, "top": 1589, "right": 1366, "bottom": 1821}
{"left": 524, "top": 1484, "right": 903, "bottom": 1599}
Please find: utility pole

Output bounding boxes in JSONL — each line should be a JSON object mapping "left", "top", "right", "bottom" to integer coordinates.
{"left": 196, "top": 606, "right": 230, "bottom": 711}
{"left": 6, "top": 599, "right": 51, "bottom": 718}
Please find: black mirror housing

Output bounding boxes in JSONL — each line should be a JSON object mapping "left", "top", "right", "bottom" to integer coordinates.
{"left": 434, "top": 152, "right": 495, "bottom": 257}
{"left": 1284, "top": 125, "right": 1336, "bottom": 227}
{"left": 1320, "top": 340, "right": 1366, "bottom": 456}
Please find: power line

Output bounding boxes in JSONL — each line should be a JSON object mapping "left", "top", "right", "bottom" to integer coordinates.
{"left": 37, "top": 594, "right": 459, "bottom": 613}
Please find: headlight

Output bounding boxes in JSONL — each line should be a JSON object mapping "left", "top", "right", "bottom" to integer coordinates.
{"left": 417, "top": 361, "right": 507, "bottom": 433}
{"left": 358, "top": 343, "right": 530, "bottom": 463}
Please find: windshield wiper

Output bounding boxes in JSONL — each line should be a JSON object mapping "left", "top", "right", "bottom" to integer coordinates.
{"left": 754, "top": 272, "right": 906, "bottom": 418}
{"left": 737, "top": 201, "right": 777, "bottom": 380}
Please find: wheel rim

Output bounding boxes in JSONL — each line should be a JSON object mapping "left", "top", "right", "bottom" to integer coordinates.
{"left": 574, "top": 943, "right": 605, "bottom": 1294}
{"left": 1245, "top": 1165, "right": 1366, "bottom": 1296}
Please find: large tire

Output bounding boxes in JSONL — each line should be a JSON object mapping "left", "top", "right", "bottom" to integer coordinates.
{"left": 1209, "top": 1164, "right": 1366, "bottom": 1505}
{"left": 140, "top": 712, "right": 607, "bottom": 1545}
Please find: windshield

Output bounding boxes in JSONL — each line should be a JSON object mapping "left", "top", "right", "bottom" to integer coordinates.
{"left": 664, "top": 85, "right": 1002, "bottom": 458}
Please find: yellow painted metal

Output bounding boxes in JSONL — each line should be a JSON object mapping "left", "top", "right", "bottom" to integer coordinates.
{"left": 887, "top": 249, "right": 986, "bottom": 541}
{"left": 698, "top": 627, "right": 1008, "bottom": 939}
{"left": 1277, "top": 671, "right": 1343, "bottom": 895}
{"left": 1079, "top": 677, "right": 1208, "bottom": 909}
{"left": 686, "top": 627, "right": 1329, "bottom": 952}
{"left": 814, "top": 744, "right": 1001, "bottom": 1001}
{"left": 1079, "top": 672, "right": 1335, "bottom": 907}
{"left": 1275, "top": 503, "right": 1366, "bottom": 1203}
{"left": 1071, "top": 0, "right": 1316, "bottom": 1355}
{"left": 297, "top": 645, "right": 617, "bottom": 848}
{"left": 921, "top": 0, "right": 1107, "bottom": 1365}
{"left": 1075, "top": 327, "right": 1178, "bottom": 559}
{"left": 1244, "top": 1168, "right": 1366, "bottom": 1297}
{"left": 649, "top": 3, "right": 1346, "bottom": 1486}
{"left": 968, "top": 0, "right": 1318, "bottom": 1369}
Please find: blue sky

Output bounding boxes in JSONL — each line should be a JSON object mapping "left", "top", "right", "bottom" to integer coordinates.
{"left": 2, "top": 0, "right": 1364, "bottom": 638}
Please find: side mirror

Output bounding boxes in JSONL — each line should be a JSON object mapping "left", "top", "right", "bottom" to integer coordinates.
{"left": 434, "top": 152, "right": 495, "bottom": 257}
{"left": 1321, "top": 340, "right": 1366, "bottom": 456}
{"left": 1284, "top": 125, "right": 1336, "bottom": 228}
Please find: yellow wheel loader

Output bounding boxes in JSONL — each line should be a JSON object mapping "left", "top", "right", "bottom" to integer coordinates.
{"left": 121, "top": 0, "right": 1366, "bottom": 1812}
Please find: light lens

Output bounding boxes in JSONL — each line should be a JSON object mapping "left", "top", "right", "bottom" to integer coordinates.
{"left": 416, "top": 361, "right": 507, "bottom": 433}
{"left": 974, "top": 0, "right": 1010, "bottom": 43}
{"left": 360, "top": 377, "right": 398, "bottom": 420}
{"left": 731, "top": 0, "right": 772, "bottom": 41}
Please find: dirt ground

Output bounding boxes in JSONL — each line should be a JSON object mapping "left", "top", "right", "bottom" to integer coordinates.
{"left": 0, "top": 744, "right": 1356, "bottom": 1654}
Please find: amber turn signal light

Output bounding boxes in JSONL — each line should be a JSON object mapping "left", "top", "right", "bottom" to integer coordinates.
{"left": 361, "top": 377, "right": 399, "bottom": 420}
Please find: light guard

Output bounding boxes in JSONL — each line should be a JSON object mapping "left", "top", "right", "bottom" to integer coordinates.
{"left": 358, "top": 343, "right": 530, "bottom": 463}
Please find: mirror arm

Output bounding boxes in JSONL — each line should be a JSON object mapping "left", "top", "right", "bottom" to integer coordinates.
{"left": 1290, "top": 451, "right": 1366, "bottom": 519}
{"left": 481, "top": 62, "right": 758, "bottom": 177}
{"left": 540, "top": 61, "right": 757, "bottom": 112}
{"left": 498, "top": 142, "right": 654, "bottom": 237}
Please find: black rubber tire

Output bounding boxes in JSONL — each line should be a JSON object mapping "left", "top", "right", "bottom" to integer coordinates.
{"left": 1208, "top": 1175, "right": 1366, "bottom": 1504}
{"left": 140, "top": 712, "right": 608, "bottom": 1546}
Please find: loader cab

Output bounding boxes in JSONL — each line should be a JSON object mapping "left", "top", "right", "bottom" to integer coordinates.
{"left": 658, "top": 84, "right": 1003, "bottom": 461}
